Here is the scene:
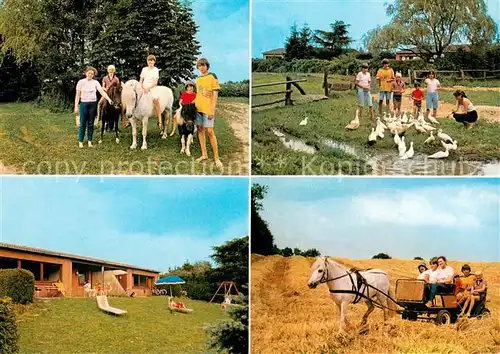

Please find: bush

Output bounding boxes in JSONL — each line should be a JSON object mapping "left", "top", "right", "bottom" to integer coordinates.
{"left": 372, "top": 253, "right": 391, "bottom": 259}
{"left": 414, "top": 257, "right": 424, "bottom": 260}
{"left": 219, "top": 80, "right": 249, "bottom": 97}
{"left": 0, "top": 269, "right": 35, "bottom": 304}
{"left": 0, "top": 298, "right": 19, "bottom": 354}
{"left": 205, "top": 303, "right": 248, "bottom": 354}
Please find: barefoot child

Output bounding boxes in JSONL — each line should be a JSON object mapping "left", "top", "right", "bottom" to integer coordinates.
{"left": 391, "top": 72, "right": 405, "bottom": 118}
{"left": 376, "top": 59, "right": 395, "bottom": 116}
{"left": 424, "top": 70, "right": 441, "bottom": 119}
{"left": 140, "top": 55, "right": 162, "bottom": 129}
{"left": 194, "top": 58, "right": 223, "bottom": 169}
{"left": 355, "top": 63, "right": 374, "bottom": 122}
{"left": 411, "top": 83, "right": 424, "bottom": 115}
{"left": 170, "top": 81, "right": 196, "bottom": 136}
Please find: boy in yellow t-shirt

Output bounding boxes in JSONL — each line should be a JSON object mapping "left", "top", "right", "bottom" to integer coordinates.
{"left": 376, "top": 59, "right": 395, "bottom": 116}
{"left": 194, "top": 58, "right": 222, "bottom": 169}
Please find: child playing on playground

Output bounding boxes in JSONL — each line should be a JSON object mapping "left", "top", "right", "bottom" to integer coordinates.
{"left": 194, "top": 58, "right": 223, "bottom": 169}
{"left": 411, "top": 82, "right": 424, "bottom": 115}
{"left": 170, "top": 81, "right": 196, "bottom": 136}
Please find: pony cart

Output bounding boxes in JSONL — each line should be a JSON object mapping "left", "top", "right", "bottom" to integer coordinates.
{"left": 395, "top": 279, "right": 490, "bottom": 325}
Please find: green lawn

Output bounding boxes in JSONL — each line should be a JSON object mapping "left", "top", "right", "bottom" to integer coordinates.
{"left": 252, "top": 73, "right": 500, "bottom": 175}
{"left": 0, "top": 98, "right": 245, "bottom": 175}
{"left": 14, "top": 297, "right": 226, "bottom": 354}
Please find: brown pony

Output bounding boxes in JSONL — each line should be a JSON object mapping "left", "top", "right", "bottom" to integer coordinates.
{"left": 99, "top": 82, "right": 123, "bottom": 144}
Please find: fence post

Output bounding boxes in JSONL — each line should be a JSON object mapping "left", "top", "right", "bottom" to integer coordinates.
{"left": 323, "top": 69, "right": 329, "bottom": 97}
{"left": 460, "top": 70, "right": 465, "bottom": 80}
{"left": 408, "top": 69, "right": 411, "bottom": 83}
{"left": 285, "top": 76, "right": 292, "bottom": 106}
{"left": 484, "top": 70, "right": 487, "bottom": 80}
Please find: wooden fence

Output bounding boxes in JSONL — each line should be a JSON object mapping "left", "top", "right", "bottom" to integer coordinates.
{"left": 251, "top": 76, "right": 306, "bottom": 108}
{"left": 411, "top": 69, "right": 500, "bottom": 83}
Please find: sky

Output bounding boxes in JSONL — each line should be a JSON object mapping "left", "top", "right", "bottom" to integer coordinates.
{"left": 0, "top": 177, "right": 249, "bottom": 272}
{"left": 253, "top": 177, "right": 500, "bottom": 262}
{"left": 252, "top": 0, "right": 500, "bottom": 58}
{"left": 192, "top": 0, "right": 249, "bottom": 82}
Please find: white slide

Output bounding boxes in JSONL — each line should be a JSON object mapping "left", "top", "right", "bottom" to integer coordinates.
{"left": 96, "top": 295, "right": 127, "bottom": 315}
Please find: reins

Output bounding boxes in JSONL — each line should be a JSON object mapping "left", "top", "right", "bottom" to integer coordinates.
{"left": 319, "top": 260, "right": 403, "bottom": 314}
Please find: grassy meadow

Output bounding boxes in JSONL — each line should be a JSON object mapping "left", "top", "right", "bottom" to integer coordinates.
{"left": 0, "top": 98, "right": 247, "bottom": 175}
{"left": 14, "top": 296, "right": 226, "bottom": 354}
{"left": 251, "top": 254, "right": 500, "bottom": 354}
{"left": 252, "top": 73, "right": 500, "bottom": 175}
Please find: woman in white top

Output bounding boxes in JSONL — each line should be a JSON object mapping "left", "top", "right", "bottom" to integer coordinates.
{"left": 450, "top": 90, "right": 478, "bottom": 129}
{"left": 74, "top": 66, "right": 113, "bottom": 148}
{"left": 424, "top": 71, "right": 441, "bottom": 119}
{"left": 427, "top": 256, "right": 454, "bottom": 306}
{"left": 140, "top": 55, "right": 162, "bottom": 129}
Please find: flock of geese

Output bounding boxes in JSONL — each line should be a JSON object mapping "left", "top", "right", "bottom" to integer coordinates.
{"left": 345, "top": 109, "right": 458, "bottom": 159}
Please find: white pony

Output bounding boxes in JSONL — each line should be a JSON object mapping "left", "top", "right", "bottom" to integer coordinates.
{"left": 121, "top": 79, "right": 174, "bottom": 150}
{"left": 307, "top": 256, "right": 397, "bottom": 333}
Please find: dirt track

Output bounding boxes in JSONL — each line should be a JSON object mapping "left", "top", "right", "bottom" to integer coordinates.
{"left": 221, "top": 102, "right": 249, "bottom": 175}
{"left": 251, "top": 255, "right": 500, "bottom": 354}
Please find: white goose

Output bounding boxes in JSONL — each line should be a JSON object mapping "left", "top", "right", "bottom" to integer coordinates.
{"left": 393, "top": 130, "right": 402, "bottom": 146}
{"left": 401, "top": 141, "right": 414, "bottom": 159}
{"left": 345, "top": 110, "right": 360, "bottom": 130}
{"left": 368, "top": 128, "right": 377, "bottom": 146}
{"left": 375, "top": 120, "right": 385, "bottom": 139}
{"left": 415, "top": 123, "right": 427, "bottom": 133}
{"left": 398, "top": 136, "right": 407, "bottom": 157}
{"left": 401, "top": 111, "right": 408, "bottom": 123}
{"left": 441, "top": 139, "right": 458, "bottom": 151}
{"left": 299, "top": 116, "right": 308, "bottom": 126}
{"left": 428, "top": 147, "right": 449, "bottom": 159}
{"left": 424, "top": 131, "right": 435, "bottom": 144}
{"left": 437, "top": 129, "right": 453, "bottom": 143}
{"left": 428, "top": 114, "right": 439, "bottom": 124}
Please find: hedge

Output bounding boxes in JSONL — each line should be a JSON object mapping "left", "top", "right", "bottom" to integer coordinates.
{"left": 0, "top": 269, "right": 35, "bottom": 304}
{"left": 0, "top": 298, "right": 19, "bottom": 354}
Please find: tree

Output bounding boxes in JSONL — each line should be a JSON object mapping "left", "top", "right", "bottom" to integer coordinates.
{"left": 251, "top": 184, "right": 275, "bottom": 256}
{"left": 372, "top": 253, "right": 391, "bottom": 259}
{"left": 363, "top": 0, "right": 498, "bottom": 60}
{"left": 414, "top": 257, "right": 424, "bottom": 260}
{"left": 282, "top": 247, "right": 293, "bottom": 257}
{"left": 285, "top": 24, "right": 313, "bottom": 60}
{"left": 302, "top": 248, "right": 321, "bottom": 257}
{"left": 211, "top": 236, "right": 249, "bottom": 294}
{"left": 293, "top": 248, "right": 302, "bottom": 256}
{"left": 314, "top": 21, "right": 352, "bottom": 59}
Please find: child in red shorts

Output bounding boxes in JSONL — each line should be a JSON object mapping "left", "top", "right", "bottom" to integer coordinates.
{"left": 411, "top": 82, "right": 424, "bottom": 115}
{"left": 170, "top": 81, "right": 196, "bottom": 136}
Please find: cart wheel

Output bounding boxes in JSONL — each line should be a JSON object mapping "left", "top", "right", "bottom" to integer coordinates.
{"left": 477, "top": 308, "right": 490, "bottom": 319}
{"left": 435, "top": 310, "right": 451, "bottom": 325}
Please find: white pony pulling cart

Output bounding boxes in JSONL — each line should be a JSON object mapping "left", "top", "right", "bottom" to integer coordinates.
{"left": 307, "top": 257, "right": 491, "bottom": 332}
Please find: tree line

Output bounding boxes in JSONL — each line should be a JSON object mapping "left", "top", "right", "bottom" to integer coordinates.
{"left": 0, "top": 0, "right": 199, "bottom": 107}
{"left": 251, "top": 183, "right": 320, "bottom": 257}
{"left": 282, "top": 0, "right": 497, "bottom": 63}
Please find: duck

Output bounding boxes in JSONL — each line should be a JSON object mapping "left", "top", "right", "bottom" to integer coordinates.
{"left": 398, "top": 136, "right": 407, "bottom": 157}
{"left": 437, "top": 129, "right": 453, "bottom": 143}
{"left": 393, "top": 129, "right": 402, "bottom": 146}
{"left": 427, "top": 114, "right": 439, "bottom": 124}
{"left": 415, "top": 123, "right": 427, "bottom": 133}
{"left": 375, "top": 120, "right": 385, "bottom": 139}
{"left": 422, "top": 124, "right": 436, "bottom": 132}
{"left": 428, "top": 148, "right": 449, "bottom": 159}
{"left": 401, "top": 141, "right": 414, "bottom": 159}
{"left": 345, "top": 110, "right": 360, "bottom": 130}
{"left": 299, "top": 116, "right": 308, "bottom": 126}
{"left": 368, "top": 128, "right": 377, "bottom": 146}
{"left": 423, "top": 131, "right": 435, "bottom": 144}
{"left": 401, "top": 111, "right": 408, "bottom": 123}
{"left": 441, "top": 139, "right": 458, "bottom": 151}
{"left": 377, "top": 117, "right": 387, "bottom": 130}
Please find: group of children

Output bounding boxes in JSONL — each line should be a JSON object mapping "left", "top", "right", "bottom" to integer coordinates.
{"left": 74, "top": 55, "right": 223, "bottom": 168}
{"left": 355, "top": 60, "right": 479, "bottom": 129}
{"left": 416, "top": 257, "right": 488, "bottom": 318}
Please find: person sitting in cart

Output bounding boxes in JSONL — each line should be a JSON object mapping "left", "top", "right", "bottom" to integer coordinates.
{"left": 456, "top": 264, "right": 475, "bottom": 305}
{"left": 427, "top": 256, "right": 454, "bottom": 307}
{"left": 417, "top": 262, "right": 431, "bottom": 282}
{"left": 459, "top": 271, "right": 487, "bottom": 317}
